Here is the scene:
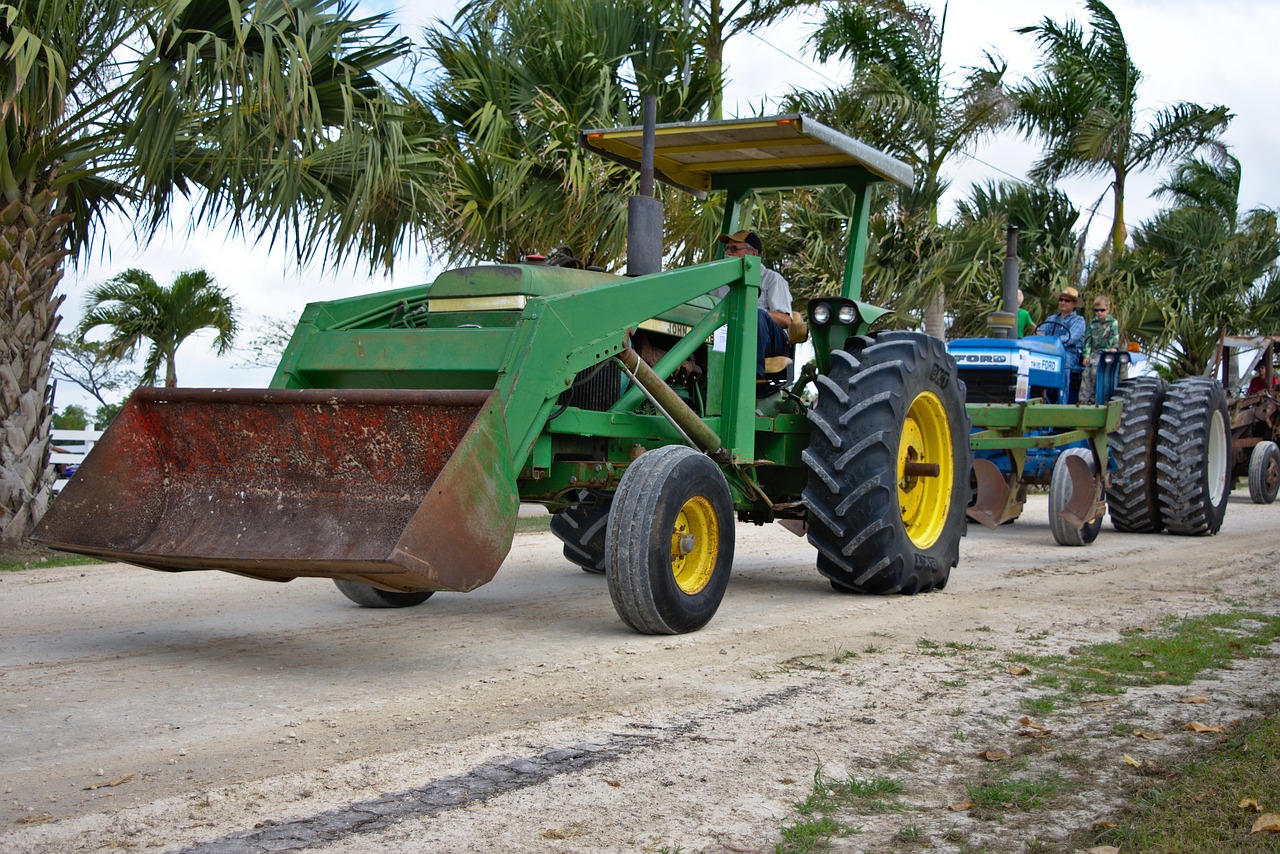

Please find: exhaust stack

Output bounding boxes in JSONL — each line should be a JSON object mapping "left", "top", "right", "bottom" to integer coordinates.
{"left": 626, "top": 95, "right": 663, "bottom": 276}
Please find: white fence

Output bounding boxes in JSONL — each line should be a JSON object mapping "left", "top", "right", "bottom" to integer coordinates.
{"left": 50, "top": 428, "right": 104, "bottom": 494}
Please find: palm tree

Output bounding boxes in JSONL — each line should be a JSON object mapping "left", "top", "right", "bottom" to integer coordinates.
{"left": 679, "top": 0, "right": 818, "bottom": 120}
{"left": 415, "top": 0, "right": 712, "bottom": 269}
{"left": 786, "top": 0, "right": 1012, "bottom": 336}
{"left": 78, "top": 269, "right": 237, "bottom": 388}
{"left": 1012, "top": 0, "right": 1231, "bottom": 256}
{"left": 952, "top": 180, "right": 1083, "bottom": 332}
{"left": 456, "top": 0, "right": 813, "bottom": 122}
{"left": 1, "top": 0, "right": 431, "bottom": 542}
{"left": 1122, "top": 155, "right": 1280, "bottom": 377}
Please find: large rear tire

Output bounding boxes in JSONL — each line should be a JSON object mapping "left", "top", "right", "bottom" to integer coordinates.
{"left": 605, "top": 446, "right": 734, "bottom": 634}
{"left": 1248, "top": 440, "right": 1280, "bottom": 504}
{"left": 1049, "top": 448, "right": 1103, "bottom": 546}
{"left": 803, "top": 333, "right": 971, "bottom": 594}
{"left": 550, "top": 491, "right": 609, "bottom": 574}
{"left": 1106, "top": 377, "right": 1167, "bottom": 533}
{"left": 1156, "top": 378, "right": 1231, "bottom": 535}
{"left": 333, "top": 579, "right": 434, "bottom": 608}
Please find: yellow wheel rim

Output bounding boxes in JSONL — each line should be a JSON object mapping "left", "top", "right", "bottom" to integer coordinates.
{"left": 670, "top": 496, "right": 719, "bottom": 595}
{"left": 897, "top": 391, "right": 953, "bottom": 550}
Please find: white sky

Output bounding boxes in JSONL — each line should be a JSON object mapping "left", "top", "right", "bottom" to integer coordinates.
{"left": 55, "top": 0, "right": 1280, "bottom": 412}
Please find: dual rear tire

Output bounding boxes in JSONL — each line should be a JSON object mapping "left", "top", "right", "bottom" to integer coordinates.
{"left": 1107, "top": 376, "right": 1231, "bottom": 536}
{"left": 1155, "top": 378, "right": 1231, "bottom": 535}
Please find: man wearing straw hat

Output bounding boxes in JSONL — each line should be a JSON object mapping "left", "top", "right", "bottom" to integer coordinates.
{"left": 1035, "top": 285, "right": 1086, "bottom": 370}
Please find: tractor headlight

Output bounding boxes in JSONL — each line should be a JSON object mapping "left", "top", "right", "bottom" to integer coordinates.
{"left": 811, "top": 302, "right": 832, "bottom": 325}
{"left": 837, "top": 304, "right": 858, "bottom": 325}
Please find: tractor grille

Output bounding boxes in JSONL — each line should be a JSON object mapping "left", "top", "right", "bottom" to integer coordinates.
{"left": 558, "top": 360, "right": 622, "bottom": 411}
{"left": 957, "top": 368, "right": 1017, "bottom": 404}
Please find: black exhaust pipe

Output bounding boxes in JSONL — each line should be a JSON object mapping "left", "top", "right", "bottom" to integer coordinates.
{"left": 626, "top": 95, "right": 663, "bottom": 276}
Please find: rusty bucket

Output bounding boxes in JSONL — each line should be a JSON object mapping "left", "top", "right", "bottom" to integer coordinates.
{"left": 33, "top": 387, "right": 519, "bottom": 593}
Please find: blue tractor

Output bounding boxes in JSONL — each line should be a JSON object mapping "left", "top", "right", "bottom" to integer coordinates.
{"left": 943, "top": 227, "right": 1231, "bottom": 545}
{"left": 948, "top": 332, "right": 1136, "bottom": 481}
{"left": 946, "top": 331, "right": 1131, "bottom": 546}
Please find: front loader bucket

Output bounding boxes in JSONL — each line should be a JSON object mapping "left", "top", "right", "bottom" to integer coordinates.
{"left": 33, "top": 387, "right": 518, "bottom": 593}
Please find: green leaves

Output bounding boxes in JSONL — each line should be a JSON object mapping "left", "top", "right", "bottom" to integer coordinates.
{"left": 76, "top": 267, "right": 238, "bottom": 387}
{"left": 414, "top": 0, "right": 712, "bottom": 269}
{"left": 1011, "top": 0, "right": 1230, "bottom": 254}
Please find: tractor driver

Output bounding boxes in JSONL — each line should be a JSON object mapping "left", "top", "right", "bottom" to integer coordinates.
{"left": 1036, "top": 285, "right": 1086, "bottom": 369}
{"left": 711, "top": 229, "right": 793, "bottom": 378}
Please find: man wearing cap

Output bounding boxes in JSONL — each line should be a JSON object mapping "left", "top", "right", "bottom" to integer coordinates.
{"left": 1035, "top": 285, "right": 1086, "bottom": 369}
{"left": 710, "top": 230, "right": 793, "bottom": 378}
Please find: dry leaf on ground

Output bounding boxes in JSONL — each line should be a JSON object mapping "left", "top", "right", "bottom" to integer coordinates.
{"left": 1132, "top": 729, "right": 1164, "bottom": 740}
{"left": 83, "top": 772, "right": 134, "bottom": 791}
{"left": 1185, "top": 721, "right": 1227, "bottom": 734}
{"left": 1251, "top": 814, "right": 1280, "bottom": 834}
{"left": 979, "top": 748, "right": 1010, "bottom": 762}
{"left": 1007, "top": 665, "right": 1030, "bottom": 676}
{"left": 1018, "top": 715, "right": 1051, "bottom": 737}
{"left": 1241, "top": 797, "right": 1263, "bottom": 812}
{"left": 14, "top": 814, "right": 54, "bottom": 825}
{"left": 947, "top": 799, "right": 974, "bottom": 812}
{"left": 1181, "top": 696, "right": 1210, "bottom": 704}
{"left": 1123, "top": 754, "right": 1143, "bottom": 767}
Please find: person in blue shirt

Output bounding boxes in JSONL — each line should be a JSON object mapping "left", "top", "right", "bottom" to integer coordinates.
{"left": 1035, "top": 285, "right": 1086, "bottom": 368}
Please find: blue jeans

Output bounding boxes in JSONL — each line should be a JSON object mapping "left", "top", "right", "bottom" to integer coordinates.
{"left": 757, "top": 308, "right": 790, "bottom": 378}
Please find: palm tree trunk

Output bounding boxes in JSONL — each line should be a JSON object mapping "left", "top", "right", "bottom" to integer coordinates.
{"left": 705, "top": 0, "right": 725, "bottom": 120}
{"left": 923, "top": 292, "right": 947, "bottom": 339}
{"left": 923, "top": 198, "right": 947, "bottom": 339}
{"left": 0, "top": 185, "right": 71, "bottom": 543}
{"left": 1110, "top": 169, "right": 1128, "bottom": 255}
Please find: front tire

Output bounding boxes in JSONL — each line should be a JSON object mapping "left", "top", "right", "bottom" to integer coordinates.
{"left": 333, "top": 579, "right": 434, "bottom": 608}
{"left": 1106, "top": 377, "right": 1167, "bottom": 533}
{"left": 605, "top": 446, "right": 734, "bottom": 634}
{"left": 1049, "top": 448, "right": 1103, "bottom": 546}
{"left": 1248, "top": 441, "right": 1280, "bottom": 504}
{"left": 1156, "top": 378, "right": 1231, "bottom": 535}
{"left": 803, "top": 333, "right": 971, "bottom": 594}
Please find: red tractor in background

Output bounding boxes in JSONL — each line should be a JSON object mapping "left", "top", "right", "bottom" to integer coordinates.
{"left": 1209, "top": 334, "right": 1280, "bottom": 504}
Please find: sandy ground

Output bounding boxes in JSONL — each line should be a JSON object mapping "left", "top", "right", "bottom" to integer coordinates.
{"left": 2, "top": 494, "right": 1279, "bottom": 853}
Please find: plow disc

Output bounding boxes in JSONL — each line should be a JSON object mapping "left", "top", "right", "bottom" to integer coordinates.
{"left": 33, "top": 387, "right": 518, "bottom": 593}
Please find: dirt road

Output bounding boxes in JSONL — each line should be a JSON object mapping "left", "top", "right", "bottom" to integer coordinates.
{"left": 3, "top": 494, "right": 1279, "bottom": 853}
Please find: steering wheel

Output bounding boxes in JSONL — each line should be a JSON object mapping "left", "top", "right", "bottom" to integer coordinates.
{"left": 1036, "top": 319, "right": 1070, "bottom": 338}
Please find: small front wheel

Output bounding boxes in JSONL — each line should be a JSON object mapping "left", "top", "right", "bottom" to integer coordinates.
{"left": 1248, "top": 441, "right": 1280, "bottom": 504}
{"left": 605, "top": 446, "right": 735, "bottom": 634}
{"left": 333, "top": 579, "right": 434, "bottom": 608}
{"left": 1049, "top": 448, "right": 1103, "bottom": 546}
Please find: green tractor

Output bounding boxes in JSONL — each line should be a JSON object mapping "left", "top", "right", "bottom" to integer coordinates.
{"left": 35, "top": 114, "right": 974, "bottom": 634}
